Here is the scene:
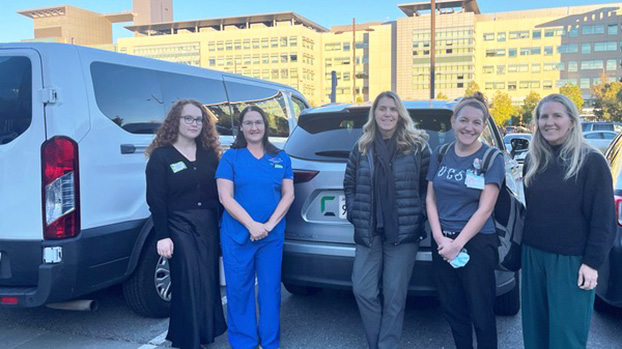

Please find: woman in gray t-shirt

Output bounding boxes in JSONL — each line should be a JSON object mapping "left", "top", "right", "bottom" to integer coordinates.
{"left": 425, "top": 92, "right": 504, "bottom": 349}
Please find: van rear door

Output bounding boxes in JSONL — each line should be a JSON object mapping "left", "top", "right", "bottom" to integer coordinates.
{"left": 0, "top": 48, "right": 45, "bottom": 241}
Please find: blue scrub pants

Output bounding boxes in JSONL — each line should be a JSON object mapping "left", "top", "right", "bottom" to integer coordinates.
{"left": 221, "top": 232, "right": 283, "bottom": 349}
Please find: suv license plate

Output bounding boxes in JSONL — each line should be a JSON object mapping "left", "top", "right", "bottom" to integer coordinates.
{"left": 339, "top": 195, "right": 346, "bottom": 219}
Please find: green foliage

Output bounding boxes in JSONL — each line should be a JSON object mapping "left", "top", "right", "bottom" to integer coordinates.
{"left": 591, "top": 75, "right": 622, "bottom": 122}
{"left": 490, "top": 91, "right": 518, "bottom": 126}
{"left": 436, "top": 92, "right": 449, "bottom": 99}
{"left": 520, "top": 91, "right": 541, "bottom": 125}
{"left": 464, "top": 81, "right": 480, "bottom": 97}
{"left": 559, "top": 83, "right": 584, "bottom": 114}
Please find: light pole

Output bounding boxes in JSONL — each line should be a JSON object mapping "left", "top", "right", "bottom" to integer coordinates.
{"left": 352, "top": 17, "right": 356, "bottom": 103}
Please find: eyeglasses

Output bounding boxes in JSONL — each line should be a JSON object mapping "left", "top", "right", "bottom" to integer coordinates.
{"left": 242, "top": 121, "right": 264, "bottom": 128}
{"left": 181, "top": 115, "right": 204, "bottom": 125}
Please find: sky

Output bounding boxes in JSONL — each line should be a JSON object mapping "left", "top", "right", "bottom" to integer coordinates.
{"left": 0, "top": 0, "right": 619, "bottom": 43}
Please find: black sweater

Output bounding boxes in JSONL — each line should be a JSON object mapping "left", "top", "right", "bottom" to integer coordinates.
{"left": 523, "top": 147, "right": 616, "bottom": 269}
{"left": 146, "top": 144, "right": 220, "bottom": 240}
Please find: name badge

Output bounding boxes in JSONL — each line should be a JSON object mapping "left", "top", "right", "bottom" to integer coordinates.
{"left": 170, "top": 161, "right": 187, "bottom": 173}
{"left": 465, "top": 172, "right": 485, "bottom": 190}
{"left": 273, "top": 163, "right": 284, "bottom": 169}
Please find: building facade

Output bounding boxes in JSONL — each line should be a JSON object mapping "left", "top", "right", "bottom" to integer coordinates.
{"left": 18, "top": 0, "right": 622, "bottom": 107}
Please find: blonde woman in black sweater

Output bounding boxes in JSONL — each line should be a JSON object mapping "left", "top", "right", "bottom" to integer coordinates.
{"left": 521, "top": 93, "right": 615, "bottom": 348}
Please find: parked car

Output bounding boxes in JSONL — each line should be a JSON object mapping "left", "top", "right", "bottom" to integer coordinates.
{"left": 504, "top": 133, "right": 531, "bottom": 163}
{"left": 584, "top": 130, "right": 618, "bottom": 153}
{"left": 597, "top": 133, "right": 622, "bottom": 310}
{"left": 282, "top": 101, "right": 523, "bottom": 315}
{"left": 582, "top": 122, "right": 622, "bottom": 133}
{"left": 0, "top": 42, "right": 308, "bottom": 317}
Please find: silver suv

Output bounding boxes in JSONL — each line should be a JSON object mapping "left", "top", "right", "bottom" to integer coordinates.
{"left": 282, "top": 101, "right": 522, "bottom": 315}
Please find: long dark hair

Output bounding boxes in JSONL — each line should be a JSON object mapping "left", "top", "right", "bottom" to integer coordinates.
{"left": 231, "top": 105, "right": 280, "bottom": 155}
{"left": 146, "top": 99, "right": 221, "bottom": 157}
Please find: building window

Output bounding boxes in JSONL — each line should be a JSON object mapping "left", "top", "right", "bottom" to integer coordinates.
{"left": 608, "top": 24, "right": 618, "bottom": 35}
{"left": 544, "top": 46, "right": 553, "bottom": 55}
{"left": 208, "top": 58, "right": 215, "bottom": 66}
{"left": 261, "top": 38, "right": 269, "bottom": 48}
{"left": 532, "top": 30, "right": 541, "bottom": 39}
{"left": 281, "top": 54, "right": 288, "bottom": 63}
{"left": 343, "top": 42, "right": 351, "bottom": 51}
{"left": 594, "top": 42, "right": 617, "bottom": 52}
{"left": 243, "top": 39, "right": 251, "bottom": 50}
{"left": 486, "top": 49, "right": 506, "bottom": 57}
{"left": 280, "top": 37, "right": 288, "bottom": 47}
{"left": 497, "top": 32, "right": 506, "bottom": 42}
{"left": 325, "top": 43, "right": 341, "bottom": 51}
{"left": 243, "top": 55, "right": 251, "bottom": 65}
{"left": 225, "top": 40, "right": 232, "bottom": 51}
{"left": 290, "top": 54, "right": 298, "bottom": 63}
{"left": 580, "top": 78, "right": 590, "bottom": 88}
{"left": 520, "top": 47, "right": 541, "bottom": 55}
{"left": 290, "top": 68, "right": 298, "bottom": 79}
{"left": 532, "top": 64, "right": 541, "bottom": 73}
{"left": 289, "top": 36, "right": 297, "bottom": 47}
{"left": 270, "top": 37, "right": 278, "bottom": 48}
{"left": 557, "top": 44, "right": 578, "bottom": 54}
{"left": 271, "top": 54, "right": 278, "bottom": 64}
{"left": 607, "top": 59, "right": 618, "bottom": 70}
{"left": 508, "top": 81, "right": 517, "bottom": 91}
{"left": 508, "top": 64, "right": 529, "bottom": 73}
{"left": 483, "top": 65, "right": 494, "bottom": 74}
{"left": 581, "top": 43, "right": 591, "bottom": 54}
{"left": 271, "top": 69, "right": 279, "bottom": 79}
{"left": 262, "top": 54, "right": 269, "bottom": 64}
{"left": 234, "top": 40, "right": 241, "bottom": 50}
{"left": 217, "top": 41, "right": 224, "bottom": 51}
{"left": 568, "top": 61, "right": 578, "bottom": 72}
{"left": 508, "top": 48, "right": 517, "bottom": 57}
{"left": 281, "top": 69, "right": 288, "bottom": 78}
{"left": 544, "top": 28, "right": 564, "bottom": 37}
{"left": 509, "top": 31, "right": 529, "bottom": 40}
{"left": 580, "top": 60, "right": 604, "bottom": 70}
{"left": 543, "top": 80, "right": 553, "bottom": 90}
{"left": 208, "top": 42, "right": 215, "bottom": 51}
{"left": 252, "top": 55, "right": 260, "bottom": 65}
{"left": 583, "top": 25, "right": 605, "bottom": 35}
{"left": 568, "top": 26, "right": 579, "bottom": 37}
{"left": 252, "top": 39, "right": 260, "bottom": 49}
{"left": 497, "top": 65, "right": 506, "bottom": 75}
{"left": 483, "top": 33, "right": 494, "bottom": 41}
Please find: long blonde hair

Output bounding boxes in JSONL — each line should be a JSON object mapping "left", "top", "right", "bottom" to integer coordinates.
{"left": 523, "top": 93, "right": 595, "bottom": 186}
{"left": 358, "top": 91, "right": 428, "bottom": 155}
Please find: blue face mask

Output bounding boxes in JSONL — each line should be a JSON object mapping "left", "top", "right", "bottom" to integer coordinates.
{"left": 450, "top": 249, "right": 470, "bottom": 268}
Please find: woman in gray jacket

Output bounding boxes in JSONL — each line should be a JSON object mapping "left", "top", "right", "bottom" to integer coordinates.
{"left": 344, "top": 91, "right": 430, "bottom": 349}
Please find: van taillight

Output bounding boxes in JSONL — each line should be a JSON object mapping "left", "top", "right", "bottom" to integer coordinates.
{"left": 41, "top": 136, "right": 80, "bottom": 240}
{"left": 293, "top": 170, "right": 319, "bottom": 184}
{"left": 616, "top": 196, "right": 622, "bottom": 227}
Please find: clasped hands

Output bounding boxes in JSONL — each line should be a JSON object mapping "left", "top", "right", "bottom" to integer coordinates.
{"left": 248, "top": 221, "right": 276, "bottom": 242}
{"left": 436, "top": 236, "right": 463, "bottom": 263}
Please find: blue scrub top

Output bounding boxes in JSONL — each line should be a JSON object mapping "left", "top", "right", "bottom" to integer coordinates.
{"left": 216, "top": 147, "right": 294, "bottom": 244}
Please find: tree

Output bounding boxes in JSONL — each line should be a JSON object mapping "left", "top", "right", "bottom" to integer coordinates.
{"left": 519, "top": 91, "right": 541, "bottom": 125}
{"left": 436, "top": 92, "right": 449, "bottom": 99}
{"left": 464, "top": 81, "right": 480, "bottom": 96}
{"left": 591, "top": 74, "right": 622, "bottom": 122}
{"left": 559, "top": 82, "right": 584, "bottom": 115}
{"left": 490, "top": 91, "right": 518, "bottom": 126}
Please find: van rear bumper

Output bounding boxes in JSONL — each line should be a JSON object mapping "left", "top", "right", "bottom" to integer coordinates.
{"left": 0, "top": 220, "right": 145, "bottom": 308}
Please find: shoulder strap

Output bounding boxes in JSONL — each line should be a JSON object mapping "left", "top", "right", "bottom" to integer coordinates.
{"left": 437, "top": 142, "right": 454, "bottom": 164}
{"left": 480, "top": 146, "right": 502, "bottom": 173}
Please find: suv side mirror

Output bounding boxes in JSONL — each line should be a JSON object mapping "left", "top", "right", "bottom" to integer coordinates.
{"left": 510, "top": 138, "right": 529, "bottom": 159}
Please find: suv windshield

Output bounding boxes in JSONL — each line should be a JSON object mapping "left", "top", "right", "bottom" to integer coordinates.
{"left": 285, "top": 108, "right": 454, "bottom": 162}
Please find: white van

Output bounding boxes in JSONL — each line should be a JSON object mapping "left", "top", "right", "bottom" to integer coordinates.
{"left": 0, "top": 42, "right": 309, "bottom": 316}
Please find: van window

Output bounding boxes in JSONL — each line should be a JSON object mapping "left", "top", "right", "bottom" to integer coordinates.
{"left": 91, "top": 62, "right": 232, "bottom": 135}
{"left": 0, "top": 56, "right": 32, "bottom": 145}
{"left": 225, "top": 80, "right": 290, "bottom": 137}
{"left": 291, "top": 96, "right": 308, "bottom": 120}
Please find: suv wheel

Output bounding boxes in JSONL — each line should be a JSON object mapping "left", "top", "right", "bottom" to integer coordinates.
{"left": 283, "top": 283, "right": 321, "bottom": 296}
{"left": 494, "top": 273, "right": 520, "bottom": 316}
{"left": 123, "top": 236, "right": 171, "bottom": 317}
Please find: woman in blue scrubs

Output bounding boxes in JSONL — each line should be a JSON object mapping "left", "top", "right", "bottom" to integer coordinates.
{"left": 216, "top": 105, "right": 294, "bottom": 349}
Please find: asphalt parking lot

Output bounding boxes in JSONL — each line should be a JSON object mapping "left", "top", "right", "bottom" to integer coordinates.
{"left": 2, "top": 282, "right": 622, "bottom": 349}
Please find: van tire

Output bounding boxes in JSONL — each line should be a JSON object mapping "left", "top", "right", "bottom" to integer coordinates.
{"left": 123, "top": 236, "right": 171, "bottom": 318}
{"left": 494, "top": 273, "right": 520, "bottom": 316}
{"left": 283, "top": 283, "right": 321, "bottom": 296}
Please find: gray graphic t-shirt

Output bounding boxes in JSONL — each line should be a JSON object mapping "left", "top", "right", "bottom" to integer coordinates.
{"left": 426, "top": 143, "right": 505, "bottom": 234}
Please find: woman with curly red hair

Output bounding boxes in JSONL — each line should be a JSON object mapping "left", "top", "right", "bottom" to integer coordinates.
{"left": 146, "top": 99, "right": 226, "bottom": 349}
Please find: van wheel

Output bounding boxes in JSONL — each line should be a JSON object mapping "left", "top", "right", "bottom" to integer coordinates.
{"left": 283, "top": 283, "right": 321, "bottom": 296}
{"left": 123, "top": 237, "right": 171, "bottom": 318}
{"left": 494, "top": 273, "right": 520, "bottom": 316}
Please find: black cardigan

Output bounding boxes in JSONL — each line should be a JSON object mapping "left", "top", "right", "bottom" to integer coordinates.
{"left": 522, "top": 148, "right": 616, "bottom": 269}
{"left": 146, "top": 144, "right": 220, "bottom": 240}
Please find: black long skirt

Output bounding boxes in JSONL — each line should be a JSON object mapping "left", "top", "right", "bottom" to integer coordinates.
{"left": 166, "top": 208, "right": 227, "bottom": 349}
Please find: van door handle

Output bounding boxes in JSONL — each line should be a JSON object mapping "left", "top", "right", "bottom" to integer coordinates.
{"left": 120, "top": 144, "right": 148, "bottom": 154}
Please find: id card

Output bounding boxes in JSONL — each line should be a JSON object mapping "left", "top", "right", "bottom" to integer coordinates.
{"left": 465, "top": 172, "right": 485, "bottom": 190}
{"left": 170, "top": 161, "right": 187, "bottom": 173}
